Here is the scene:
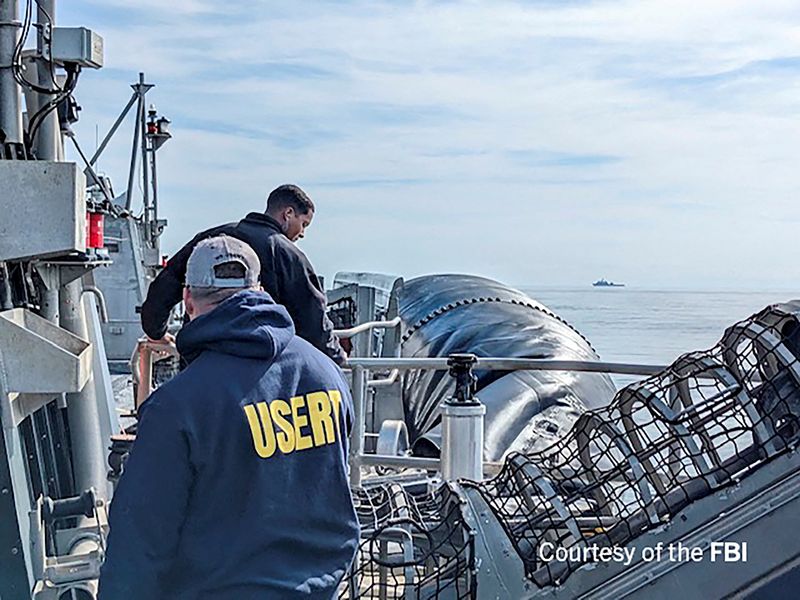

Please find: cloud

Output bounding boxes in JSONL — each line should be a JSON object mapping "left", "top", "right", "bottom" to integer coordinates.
{"left": 505, "top": 150, "right": 623, "bottom": 168}
{"left": 59, "top": 0, "right": 800, "bottom": 290}
{"left": 307, "top": 177, "right": 433, "bottom": 188}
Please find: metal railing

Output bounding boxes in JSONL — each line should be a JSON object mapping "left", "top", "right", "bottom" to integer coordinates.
{"left": 130, "top": 339, "right": 179, "bottom": 410}
{"left": 129, "top": 327, "right": 670, "bottom": 488}
{"left": 129, "top": 315, "right": 403, "bottom": 410}
{"left": 345, "top": 356, "right": 667, "bottom": 487}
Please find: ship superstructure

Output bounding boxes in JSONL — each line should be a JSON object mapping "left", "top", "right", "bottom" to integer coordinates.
{"left": 1, "top": 2, "right": 116, "bottom": 597}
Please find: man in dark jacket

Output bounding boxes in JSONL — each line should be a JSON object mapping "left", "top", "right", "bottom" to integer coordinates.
{"left": 99, "top": 235, "right": 359, "bottom": 599}
{"left": 140, "top": 184, "right": 346, "bottom": 365}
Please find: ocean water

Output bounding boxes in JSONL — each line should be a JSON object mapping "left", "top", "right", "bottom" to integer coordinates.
{"left": 519, "top": 287, "right": 800, "bottom": 386}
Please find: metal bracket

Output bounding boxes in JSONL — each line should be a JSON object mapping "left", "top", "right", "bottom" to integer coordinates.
{"left": 447, "top": 353, "right": 478, "bottom": 404}
{"left": 375, "top": 419, "right": 409, "bottom": 457}
{"left": 41, "top": 24, "right": 52, "bottom": 61}
{"left": 30, "top": 488, "right": 109, "bottom": 597}
{"left": 34, "top": 259, "right": 112, "bottom": 290}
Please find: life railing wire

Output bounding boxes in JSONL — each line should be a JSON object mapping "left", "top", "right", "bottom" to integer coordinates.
{"left": 462, "top": 301, "right": 800, "bottom": 587}
{"left": 341, "top": 483, "right": 477, "bottom": 599}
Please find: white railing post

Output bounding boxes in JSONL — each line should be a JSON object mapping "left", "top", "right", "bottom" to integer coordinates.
{"left": 440, "top": 354, "right": 486, "bottom": 482}
{"left": 349, "top": 364, "right": 367, "bottom": 487}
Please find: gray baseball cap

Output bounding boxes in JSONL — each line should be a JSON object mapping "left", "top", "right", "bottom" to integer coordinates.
{"left": 185, "top": 235, "right": 260, "bottom": 288}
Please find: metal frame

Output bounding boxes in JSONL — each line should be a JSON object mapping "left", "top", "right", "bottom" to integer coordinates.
{"left": 0, "top": 417, "right": 33, "bottom": 597}
{"left": 84, "top": 71, "right": 167, "bottom": 249}
{"left": 345, "top": 356, "right": 667, "bottom": 487}
{"left": 130, "top": 328, "right": 665, "bottom": 488}
{"left": 131, "top": 338, "right": 180, "bottom": 409}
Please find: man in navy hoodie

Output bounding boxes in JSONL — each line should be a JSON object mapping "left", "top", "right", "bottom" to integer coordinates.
{"left": 99, "top": 235, "right": 359, "bottom": 599}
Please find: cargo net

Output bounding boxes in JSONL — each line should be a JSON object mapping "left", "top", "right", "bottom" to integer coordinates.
{"left": 465, "top": 302, "right": 800, "bottom": 587}
{"left": 340, "top": 483, "right": 477, "bottom": 599}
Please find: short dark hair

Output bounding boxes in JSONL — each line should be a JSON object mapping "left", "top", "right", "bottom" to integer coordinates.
{"left": 266, "top": 184, "right": 315, "bottom": 215}
{"left": 213, "top": 261, "right": 247, "bottom": 280}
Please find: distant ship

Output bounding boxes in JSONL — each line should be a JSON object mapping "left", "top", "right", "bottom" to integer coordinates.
{"left": 593, "top": 278, "right": 625, "bottom": 287}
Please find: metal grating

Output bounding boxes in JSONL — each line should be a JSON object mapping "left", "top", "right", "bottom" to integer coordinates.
{"left": 341, "top": 484, "right": 477, "bottom": 599}
{"left": 329, "top": 296, "right": 358, "bottom": 330}
{"left": 464, "top": 302, "right": 800, "bottom": 587}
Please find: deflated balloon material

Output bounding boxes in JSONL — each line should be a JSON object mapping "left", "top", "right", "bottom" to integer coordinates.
{"left": 397, "top": 274, "right": 617, "bottom": 461}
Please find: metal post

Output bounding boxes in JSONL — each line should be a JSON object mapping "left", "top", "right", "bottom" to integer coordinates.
{"left": 0, "top": 262, "right": 12, "bottom": 310}
{"left": 441, "top": 354, "right": 485, "bottom": 482}
{"left": 349, "top": 365, "right": 367, "bottom": 487}
{"left": 125, "top": 91, "right": 142, "bottom": 211}
{"left": 139, "top": 75, "right": 150, "bottom": 238}
{"left": 40, "top": 288, "right": 64, "bottom": 409}
{"left": 0, "top": 0, "right": 23, "bottom": 144}
{"left": 40, "top": 289, "right": 58, "bottom": 321}
{"left": 60, "top": 280, "right": 108, "bottom": 497}
{"left": 136, "top": 343, "right": 153, "bottom": 410}
{"left": 39, "top": 276, "right": 63, "bottom": 408}
{"left": 132, "top": 339, "right": 178, "bottom": 409}
{"left": 34, "top": 0, "right": 58, "bottom": 160}
{"left": 150, "top": 135, "right": 159, "bottom": 241}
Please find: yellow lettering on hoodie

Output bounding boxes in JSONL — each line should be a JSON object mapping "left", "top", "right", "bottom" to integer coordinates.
{"left": 307, "top": 391, "right": 335, "bottom": 445}
{"left": 243, "top": 402, "right": 277, "bottom": 458}
{"left": 291, "top": 396, "right": 313, "bottom": 451}
{"left": 270, "top": 399, "right": 295, "bottom": 454}
{"left": 329, "top": 390, "right": 343, "bottom": 438}
{"left": 244, "top": 390, "right": 346, "bottom": 457}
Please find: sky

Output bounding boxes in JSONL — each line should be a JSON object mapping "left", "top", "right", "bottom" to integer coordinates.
{"left": 56, "top": 0, "right": 800, "bottom": 291}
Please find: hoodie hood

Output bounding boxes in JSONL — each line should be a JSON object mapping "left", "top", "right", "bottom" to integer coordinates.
{"left": 177, "top": 290, "right": 295, "bottom": 364}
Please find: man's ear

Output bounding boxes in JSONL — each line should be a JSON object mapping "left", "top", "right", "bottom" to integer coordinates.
{"left": 183, "top": 287, "right": 196, "bottom": 319}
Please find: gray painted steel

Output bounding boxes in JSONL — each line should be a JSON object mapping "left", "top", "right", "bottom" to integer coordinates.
{"left": 0, "top": 421, "right": 34, "bottom": 597}
{"left": 0, "top": 161, "right": 86, "bottom": 261}
{"left": 0, "top": 4, "right": 133, "bottom": 596}
{"left": 94, "top": 215, "right": 152, "bottom": 369}
{"left": 0, "top": 308, "right": 90, "bottom": 396}
{"left": 0, "top": 0, "right": 23, "bottom": 144}
{"left": 60, "top": 281, "right": 109, "bottom": 497}
{"left": 89, "top": 74, "right": 168, "bottom": 369}
{"left": 82, "top": 291, "right": 120, "bottom": 500}
{"left": 34, "top": 0, "right": 59, "bottom": 162}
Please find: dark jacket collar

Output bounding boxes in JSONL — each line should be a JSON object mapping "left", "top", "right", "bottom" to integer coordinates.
{"left": 242, "top": 212, "right": 283, "bottom": 233}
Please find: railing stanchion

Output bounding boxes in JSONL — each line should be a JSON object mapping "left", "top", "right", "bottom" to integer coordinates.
{"left": 441, "top": 354, "right": 486, "bottom": 482}
{"left": 137, "top": 344, "right": 153, "bottom": 410}
{"left": 350, "top": 365, "right": 367, "bottom": 487}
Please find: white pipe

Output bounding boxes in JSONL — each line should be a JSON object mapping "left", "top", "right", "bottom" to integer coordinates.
{"left": 367, "top": 369, "right": 399, "bottom": 388}
{"left": 334, "top": 316, "right": 400, "bottom": 339}
{"left": 82, "top": 286, "right": 108, "bottom": 323}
